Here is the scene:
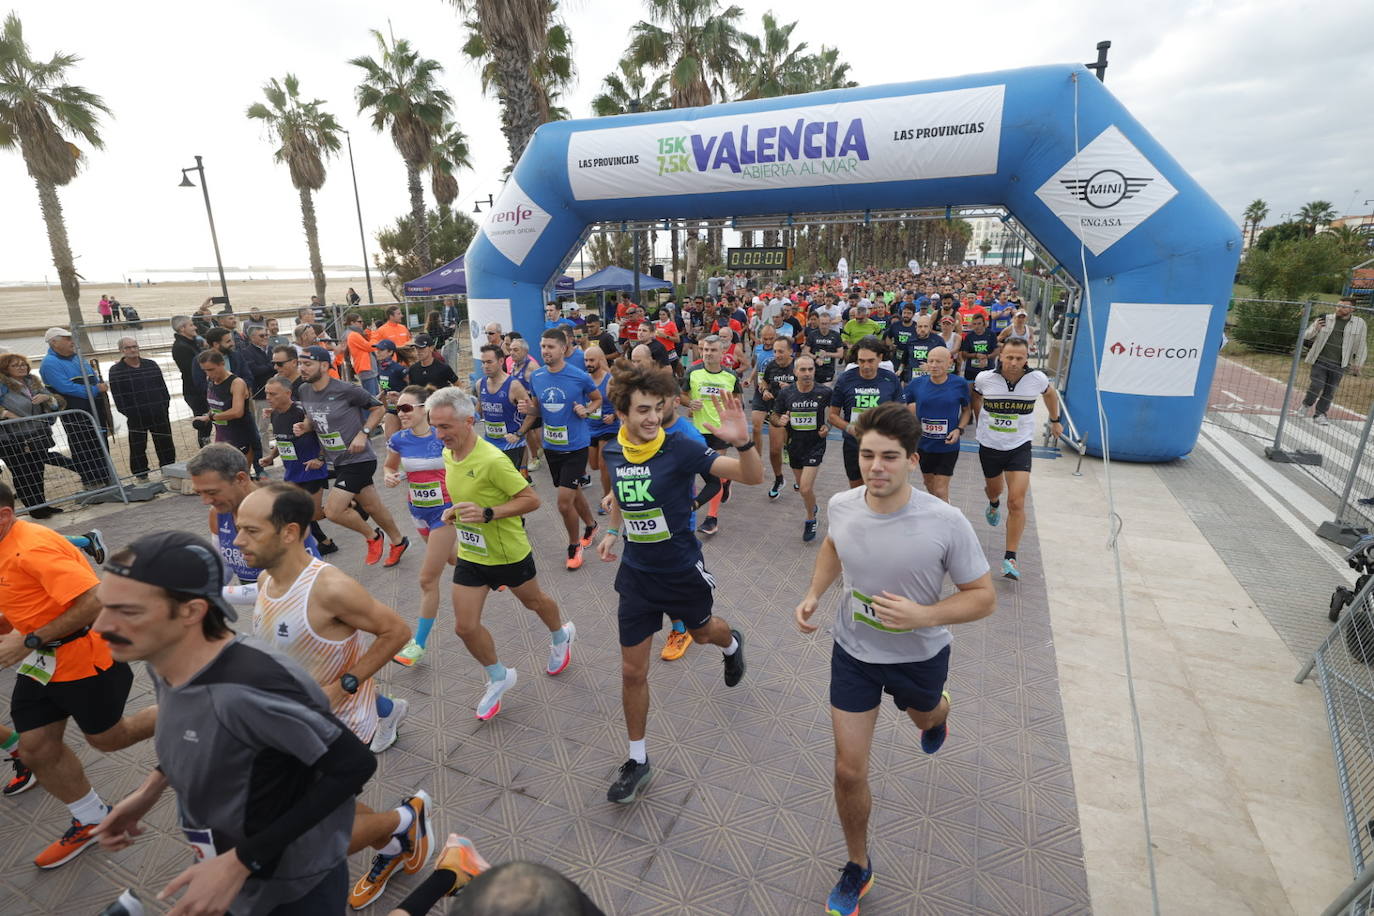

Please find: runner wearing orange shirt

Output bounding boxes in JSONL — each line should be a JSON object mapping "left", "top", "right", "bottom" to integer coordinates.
{"left": 370, "top": 305, "right": 414, "bottom": 350}
{"left": 0, "top": 481, "right": 156, "bottom": 868}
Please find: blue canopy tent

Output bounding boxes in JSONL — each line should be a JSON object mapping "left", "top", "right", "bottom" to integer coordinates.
{"left": 404, "top": 255, "right": 574, "bottom": 298}
{"left": 574, "top": 266, "right": 674, "bottom": 323}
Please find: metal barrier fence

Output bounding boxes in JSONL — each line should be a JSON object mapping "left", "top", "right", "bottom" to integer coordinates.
{"left": 1297, "top": 569, "right": 1374, "bottom": 915}
{"left": 0, "top": 408, "right": 126, "bottom": 516}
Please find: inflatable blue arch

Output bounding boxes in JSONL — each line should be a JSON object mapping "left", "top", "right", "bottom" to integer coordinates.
{"left": 464, "top": 63, "right": 1241, "bottom": 462}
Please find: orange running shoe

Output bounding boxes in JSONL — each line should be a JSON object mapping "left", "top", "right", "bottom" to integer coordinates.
{"left": 579, "top": 523, "right": 598, "bottom": 548}
{"left": 566, "top": 545, "right": 583, "bottom": 570}
{"left": 436, "top": 834, "right": 491, "bottom": 895}
{"left": 400, "top": 790, "right": 433, "bottom": 874}
{"left": 365, "top": 528, "right": 385, "bottom": 565}
{"left": 661, "top": 629, "right": 693, "bottom": 661}
{"left": 348, "top": 848, "right": 406, "bottom": 909}
{"left": 34, "top": 817, "right": 102, "bottom": 869}
{"left": 384, "top": 536, "right": 411, "bottom": 568}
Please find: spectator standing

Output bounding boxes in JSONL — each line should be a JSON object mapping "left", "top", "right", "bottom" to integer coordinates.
{"left": 97, "top": 296, "right": 113, "bottom": 325}
{"left": 343, "top": 313, "right": 381, "bottom": 395}
{"left": 171, "top": 315, "right": 211, "bottom": 447}
{"left": 107, "top": 339, "right": 176, "bottom": 480}
{"left": 0, "top": 353, "right": 66, "bottom": 516}
{"left": 370, "top": 305, "right": 412, "bottom": 349}
{"left": 1298, "top": 297, "right": 1367, "bottom": 425}
{"left": 38, "top": 328, "right": 111, "bottom": 490}
{"left": 347, "top": 287, "right": 363, "bottom": 307}
{"left": 406, "top": 335, "right": 457, "bottom": 391}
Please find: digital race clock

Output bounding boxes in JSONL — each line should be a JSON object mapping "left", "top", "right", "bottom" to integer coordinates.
{"left": 725, "top": 247, "right": 793, "bottom": 270}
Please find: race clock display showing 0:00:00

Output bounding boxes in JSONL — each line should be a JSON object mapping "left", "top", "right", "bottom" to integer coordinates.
{"left": 726, "top": 247, "right": 793, "bottom": 270}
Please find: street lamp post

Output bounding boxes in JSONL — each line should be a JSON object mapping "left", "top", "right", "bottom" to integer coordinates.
{"left": 178, "top": 155, "right": 230, "bottom": 308}
{"left": 629, "top": 98, "right": 643, "bottom": 306}
{"left": 343, "top": 130, "right": 375, "bottom": 304}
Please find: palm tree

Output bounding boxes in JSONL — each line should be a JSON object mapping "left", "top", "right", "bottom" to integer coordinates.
{"left": 794, "top": 46, "right": 857, "bottom": 91}
{"left": 1298, "top": 200, "right": 1336, "bottom": 236}
{"left": 453, "top": 0, "right": 573, "bottom": 165}
{"left": 629, "top": 0, "right": 743, "bottom": 109}
{"left": 1242, "top": 198, "right": 1268, "bottom": 249}
{"left": 350, "top": 30, "right": 452, "bottom": 272}
{"left": 246, "top": 75, "right": 341, "bottom": 303}
{"left": 0, "top": 13, "right": 109, "bottom": 345}
{"left": 733, "top": 12, "right": 808, "bottom": 100}
{"left": 428, "top": 120, "right": 472, "bottom": 217}
{"left": 590, "top": 57, "right": 669, "bottom": 117}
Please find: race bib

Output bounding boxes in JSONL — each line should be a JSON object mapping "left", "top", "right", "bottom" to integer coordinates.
{"left": 484, "top": 420, "right": 507, "bottom": 440}
{"left": 409, "top": 482, "right": 444, "bottom": 508}
{"left": 850, "top": 589, "right": 912, "bottom": 634}
{"left": 320, "top": 430, "right": 346, "bottom": 451}
{"left": 182, "top": 826, "right": 218, "bottom": 862}
{"left": 210, "top": 410, "right": 227, "bottom": 427}
{"left": 791, "top": 411, "right": 818, "bottom": 431}
{"left": 922, "top": 419, "right": 948, "bottom": 437}
{"left": 622, "top": 507, "right": 669, "bottom": 543}
{"left": 988, "top": 412, "right": 1017, "bottom": 433}
{"left": 275, "top": 438, "right": 298, "bottom": 461}
{"left": 586, "top": 405, "right": 602, "bottom": 421}
{"left": 545, "top": 425, "right": 569, "bottom": 446}
{"left": 455, "top": 524, "right": 488, "bottom": 556}
{"left": 17, "top": 647, "right": 56, "bottom": 685}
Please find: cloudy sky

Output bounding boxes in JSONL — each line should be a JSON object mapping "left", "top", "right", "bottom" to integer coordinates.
{"left": 1, "top": 0, "right": 1370, "bottom": 285}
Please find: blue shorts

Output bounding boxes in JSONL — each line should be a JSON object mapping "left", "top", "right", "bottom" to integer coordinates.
{"left": 410, "top": 503, "right": 450, "bottom": 535}
{"left": 615, "top": 560, "right": 715, "bottom": 647}
{"left": 829, "top": 641, "right": 949, "bottom": 714}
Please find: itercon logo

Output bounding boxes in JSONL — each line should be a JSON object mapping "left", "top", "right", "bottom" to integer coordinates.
{"left": 1109, "top": 341, "right": 1200, "bottom": 359}
{"left": 1060, "top": 170, "right": 1153, "bottom": 209}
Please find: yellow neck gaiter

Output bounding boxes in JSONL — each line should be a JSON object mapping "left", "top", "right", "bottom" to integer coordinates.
{"left": 617, "top": 426, "right": 665, "bottom": 464}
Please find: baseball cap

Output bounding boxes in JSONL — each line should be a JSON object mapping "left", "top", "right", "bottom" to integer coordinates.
{"left": 413, "top": 334, "right": 434, "bottom": 348}
{"left": 104, "top": 531, "right": 238, "bottom": 622}
{"left": 374, "top": 339, "right": 397, "bottom": 351}
{"left": 44, "top": 327, "right": 72, "bottom": 342}
{"left": 299, "top": 345, "right": 332, "bottom": 362}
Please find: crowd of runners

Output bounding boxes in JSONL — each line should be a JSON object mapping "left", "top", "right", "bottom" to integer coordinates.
{"left": 0, "top": 264, "right": 1061, "bottom": 915}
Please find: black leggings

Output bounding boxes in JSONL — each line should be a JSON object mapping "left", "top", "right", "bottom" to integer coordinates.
{"left": 0, "top": 440, "right": 48, "bottom": 507}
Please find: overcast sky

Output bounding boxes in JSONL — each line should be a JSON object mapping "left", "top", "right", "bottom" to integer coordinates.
{"left": 1, "top": 0, "right": 1370, "bottom": 285}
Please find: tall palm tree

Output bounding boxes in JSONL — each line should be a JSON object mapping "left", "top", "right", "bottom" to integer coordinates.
{"left": 0, "top": 13, "right": 109, "bottom": 345}
{"left": 1298, "top": 200, "right": 1336, "bottom": 236}
{"left": 733, "top": 12, "right": 808, "bottom": 100}
{"left": 1242, "top": 198, "right": 1268, "bottom": 249}
{"left": 794, "top": 46, "right": 857, "bottom": 91}
{"left": 629, "top": 0, "right": 743, "bottom": 109}
{"left": 350, "top": 30, "right": 452, "bottom": 272}
{"left": 453, "top": 0, "right": 572, "bottom": 165}
{"left": 590, "top": 58, "right": 669, "bottom": 117}
{"left": 246, "top": 75, "right": 341, "bottom": 303}
{"left": 428, "top": 119, "right": 472, "bottom": 217}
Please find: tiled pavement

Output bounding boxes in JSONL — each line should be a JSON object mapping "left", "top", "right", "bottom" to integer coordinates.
{"left": 0, "top": 448, "right": 1089, "bottom": 915}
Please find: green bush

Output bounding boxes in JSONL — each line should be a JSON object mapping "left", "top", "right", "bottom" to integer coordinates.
{"left": 1231, "top": 299, "right": 1304, "bottom": 354}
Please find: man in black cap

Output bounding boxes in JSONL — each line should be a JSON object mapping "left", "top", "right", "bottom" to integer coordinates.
{"left": 405, "top": 335, "right": 457, "bottom": 391}
{"left": 92, "top": 530, "right": 376, "bottom": 915}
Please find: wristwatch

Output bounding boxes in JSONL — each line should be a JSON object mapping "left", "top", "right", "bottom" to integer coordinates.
{"left": 23, "top": 633, "right": 42, "bottom": 650}
{"left": 362, "top": 425, "right": 374, "bottom": 437}
{"left": 482, "top": 507, "right": 495, "bottom": 523}
{"left": 339, "top": 673, "right": 360, "bottom": 695}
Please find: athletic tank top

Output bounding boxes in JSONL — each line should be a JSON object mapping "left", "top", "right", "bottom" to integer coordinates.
{"left": 479, "top": 374, "right": 522, "bottom": 449}
{"left": 387, "top": 428, "right": 451, "bottom": 510}
{"left": 216, "top": 510, "right": 322, "bottom": 584}
{"left": 587, "top": 371, "right": 619, "bottom": 437}
{"left": 253, "top": 559, "right": 379, "bottom": 743}
{"left": 207, "top": 374, "right": 254, "bottom": 448}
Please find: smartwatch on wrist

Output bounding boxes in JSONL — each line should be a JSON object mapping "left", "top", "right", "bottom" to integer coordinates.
{"left": 340, "top": 673, "right": 360, "bottom": 695}
{"left": 23, "top": 633, "right": 43, "bottom": 650}
{"left": 735, "top": 439, "right": 756, "bottom": 452}
{"left": 361, "top": 426, "right": 374, "bottom": 437}
{"left": 482, "top": 507, "right": 495, "bottom": 523}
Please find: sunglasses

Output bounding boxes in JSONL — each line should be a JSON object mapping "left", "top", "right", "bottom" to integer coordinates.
{"left": 271, "top": 359, "right": 293, "bottom": 366}
{"left": 397, "top": 403, "right": 419, "bottom": 414}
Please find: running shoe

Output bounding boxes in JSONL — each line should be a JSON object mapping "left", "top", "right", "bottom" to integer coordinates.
{"left": 1360, "top": 497, "right": 1374, "bottom": 507}
{"left": 528, "top": 456, "right": 542, "bottom": 471}
{"left": 365, "top": 528, "right": 385, "bottom": 565}
{"left": 547, "top": 622, "right": 576, "bottom": 676}
{"left": 318, "top": 538, "right": 340, "bottom": 556}
{"left": 370, "top": 697, "right": 409, "bottom": 753}
{"left": 768, "top": 476, "right": 784, "bottom": 499}
{"left": 1001, "top": 558, "right": 1020, "bottom": 580}
{"left": 349, "top": 848, "right": 407, "bottom": 909}
{"left": 803, "top": 518, "right": 818, "bottom": 542}
{"left": 83, "top": 529, "right": 107, "bottom": 565}
{"left": 793, "top": 482, "right": 801, "bottom": 491}
{"left": 566, "top": 544, "right": 584, "bottom": 570}
{"left": 4, "top": 751, "right": 34, "bottom": 797}
{"left": 1315, "top": 415, "right": 1331, "bottom": 426}
{"left": 437, "top": 834, "right": 491, "bottom": 895}
{"left": 580, "top": 523, "right": 598, "bottom": 548}
{"left": 476, "top": 669, "right": 517, "bottom": 720}
{"left": 699, "top": 516, "right": 719, "bottom": 536}
{"left": 597, "top": 505, "right": 608, "bottom": 516}
{"left": 575, "top": 474, "right": 592, "bottom": 488}
{"left": 400, "top": 790, "right": 433, "bottom": 875}
{"left": 921, "top": 691, "right": 952, "bottom": 755}
{"left": 383, "top": 536, "right": 411, "bottom": 568}
{"left": 97, "top": 889, "right": 144, "bottom": 916}
{"left": 607, "top": 758, "right": 653, "bottom": 804}
{"left": 721, "top": 479, "right": 733, "bottom": 503}
{"left": 825, "top": 858, "right": 874, "bottom": 916}
{"left": 34, "top": 815, "right": 105, "bottom": 868}
{"left": 393, "top": 639, "right": 426, "bottom": 667}
{"left": 723, "top": 629, "right": 746, "bottom": 687}
{"left": 985, "top": 504, "right": 1001, "bottom": 527}
{"left": 661, "top": 629, "right": 692, "bottom": 661}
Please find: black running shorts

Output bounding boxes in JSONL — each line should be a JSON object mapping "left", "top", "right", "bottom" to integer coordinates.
{"left": 11, "top": 661, "right": 134, "bottom": 735}
{"left": 917, "top": 448, "right": 959, "bottom": 477}
{"left": 545, "top": 447, "right": 589, "bottom": 488}
{"left": 788, "top": 439, "right": 827, "bottom": 470}
{"left": 616, "top": 561, "right": 715, "bottom": 647}
{"left": 829, "top": 642, "right": 949, "bottom": 714}
{"left": 978, "top": 441, "right": 1033, "bottom": 478}
{"left": 842, "top": 438, "right": 862, "bottom": 483}
{"left": 332, "top": 459, "right": 378, "bottom": 494}
{"left": 452, "top": 552, "right": 537, "bottom": 591}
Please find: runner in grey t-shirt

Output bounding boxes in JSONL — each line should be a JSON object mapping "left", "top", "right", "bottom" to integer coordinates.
{"left": 795, "top": 402, "right": 994, "bottom": 916}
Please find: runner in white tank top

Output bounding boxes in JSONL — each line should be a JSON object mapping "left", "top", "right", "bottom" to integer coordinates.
{"left": 255, "top": 557, "right": 379, "bottom": 743}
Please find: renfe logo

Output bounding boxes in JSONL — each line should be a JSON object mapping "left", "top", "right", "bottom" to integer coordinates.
{"left": 480, "top": 177, "right": 551, "bottom": 267}
{"left": 490, "top": 205, "right": 534, "bottom": 226}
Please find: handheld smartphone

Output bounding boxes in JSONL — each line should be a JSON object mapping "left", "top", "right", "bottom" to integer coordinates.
{"left": 211, "top": 296, "right": 229, "bottom": 306}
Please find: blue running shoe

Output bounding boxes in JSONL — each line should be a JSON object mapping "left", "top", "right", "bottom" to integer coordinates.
{"left": 985, "top": 503, "right": 1001, "bottom": 527}
{"left": 1001, "top": 558, "right": 1020, "bottom": 580}
{"left": 826, "top": 859, "right": 874, "bottom": 916}
{"left": 920, "top": 690, "right": 951, "bottom": 755}
{"left": 803, "top": 518, "right": 818, "bottom": 542}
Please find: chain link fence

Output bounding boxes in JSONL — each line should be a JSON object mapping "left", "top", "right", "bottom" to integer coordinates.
{"left": 0, "top": 408, "right": 125, "bottom": 516}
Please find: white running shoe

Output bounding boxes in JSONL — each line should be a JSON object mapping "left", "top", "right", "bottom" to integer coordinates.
{"left": 476, "top": 669, "right": 518, "bottom": 720}
{"left": 547, "top": 622, "right": 576, "bottom": 676}
{"left": 1314, "top": 415, "right": 1331, "bottom": 426}
{"left": 370, "top": 697, "right": 409, "bottom": 753}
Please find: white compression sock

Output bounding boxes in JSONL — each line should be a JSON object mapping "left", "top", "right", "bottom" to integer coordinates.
{"left": 723, "top": 636, "right": 739, "bottom": 656}
{"left": 393, "top": 804, "right": 414, "bottom": 836}
{"left": 629, "top": 739, "right": 647, "bottom": 765}
{"left": 69, "top": 788, "right": 107, "bottom": 825}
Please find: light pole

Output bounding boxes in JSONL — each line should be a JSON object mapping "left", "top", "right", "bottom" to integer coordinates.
{"left": 629, "top": 97, "right": 643, "bottom": 305}
{"left": 178, "top": 155, "right": 230, "bottom": 308}
{"left": 342, "top": 130, "right": 375, "bottom": 304}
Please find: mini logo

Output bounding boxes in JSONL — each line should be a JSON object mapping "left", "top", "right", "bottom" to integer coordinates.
{"left": 1059, "top": 170, "right": 1153, "bottom": 209}
{"left": 276, "top": 622, "right": 289, "bottom": 638}
{"left": 1110, "top": 342, "right": 1126, "bottom": 355}
{"left": 183, "top": 729, "right": 199, "bottom": 743}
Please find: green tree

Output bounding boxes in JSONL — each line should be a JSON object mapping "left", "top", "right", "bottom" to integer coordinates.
{"left": 428, "top": 119, "right": 472, "bottom": 214}
{"left": 453, "top": 0, "right": 573, "bottom": 165}
{"left": 1298, "top": 200, "right": 1336, "bottom": 235}
{"left": 1241, "top": 234, "right": 1352, "bottom": 300}
{"left": 374, "top": 207, "right": 478, "bottom": 299}
{"left": 246, "top": 74, "right": 342, "bottom": 304}
{"left": 793, "top": 45, "right": 857, "bottom": 91}
{"left": 0, "top": 13, "right": 109, "bottom": 345}
{"left": 590, "top": 57, "right": 669, "bottom": 116}
{"left": 733, "top": 12, "right": 808, "bottom": 100}
{"left": 1255, "top": 220, "right": 1305, "bottom": 251}
{"left": 629, "top": 0, "right": 743, "bottom": 108}
{"left": 350, "top": 30, "right": 452, "bottom": 272}
{"left": 587, "top": 232, "right": 632, "bottom": 270}
{"left": 1242, "top": 198, "right": 1268, "bottom": 249}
